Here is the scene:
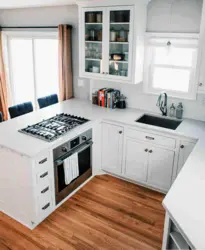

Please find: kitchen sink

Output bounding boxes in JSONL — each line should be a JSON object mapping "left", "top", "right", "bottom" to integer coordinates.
{"left": 136, "top": 114, "right": 182, "bottom": 130}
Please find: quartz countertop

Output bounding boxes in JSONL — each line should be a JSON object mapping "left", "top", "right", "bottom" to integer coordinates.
{"left": 0, "top": 98, "right": 201, "bottom": 157}
{"left": 0, "top": 98, "right": 205, "bottom": 248}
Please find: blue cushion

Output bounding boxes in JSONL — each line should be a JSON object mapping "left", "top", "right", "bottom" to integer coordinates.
{"left": 38, "top": 94, "right": 59, "bottom": 109}
{"left": 0, "top": 112, "right": 2, "bottom": 122}
{"left": 9, "top": 102, "right": 33, "bottom": 119}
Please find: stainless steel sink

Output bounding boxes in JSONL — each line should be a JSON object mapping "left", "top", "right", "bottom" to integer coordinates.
{"left": 136, "top": 114, "right": 182, "bottom": 130}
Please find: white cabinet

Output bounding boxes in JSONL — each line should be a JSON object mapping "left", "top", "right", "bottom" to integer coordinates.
{"left": 177, "top": 141, "right": 196, "bottom": 174}
{"left": 124, "top": 137, "right": 175, "bottom": 191}
{"left": 101, "top": 122, "right": 123, "bottom": 174}
{"left": 78, "top": 2, "right": 148, "bottom": 84}
{"left": 197, "top": 0, "right": 205, "bottom": 93}
{"left": 147, "top": 147, "right": 174, "bottom": 191}
{"left": 124, "top": 138, "right": 148, "bottom": 182}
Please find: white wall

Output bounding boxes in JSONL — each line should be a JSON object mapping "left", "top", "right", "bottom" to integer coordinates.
{"left": 147, "top": 0, "right": 203, "bottom": 33}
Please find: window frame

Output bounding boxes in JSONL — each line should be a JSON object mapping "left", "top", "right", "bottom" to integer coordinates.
{"left": 143, "top": 33, "right": 199, "bottom": 100}
{"left": 2, "top": 30, "right": 58, "bottom": 109}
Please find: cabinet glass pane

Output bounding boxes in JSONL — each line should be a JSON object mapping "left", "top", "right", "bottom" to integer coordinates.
{"left": 84, "top": 11, "right": 103, "bottom": 74}
{"left": 109, "top": 10, "right": 130, "bottom": 77}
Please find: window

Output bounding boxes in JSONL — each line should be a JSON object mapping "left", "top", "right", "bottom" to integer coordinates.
{"left": 144, "top": 33, "right": 199, "bottom": 100}
{"left": 3, "top": 31, "right": 59, "bottom": 108}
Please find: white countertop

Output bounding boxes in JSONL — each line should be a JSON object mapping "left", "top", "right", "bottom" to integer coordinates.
{"left": 0, "top": 98, "right": 202, "bottom": 157}
{"left": 0, "top": 98, "right": 205, "bottom": 248}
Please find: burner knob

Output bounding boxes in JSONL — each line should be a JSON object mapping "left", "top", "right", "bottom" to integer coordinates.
{"left": 62, "top": 146, "right": 68, "bottom": 153}
{"left": 82, "top": 136, "right": 87, "bottom": 141}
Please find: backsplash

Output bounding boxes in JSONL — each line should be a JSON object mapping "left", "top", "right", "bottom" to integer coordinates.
{"left": 79, "top": 79, "right": 205, "bottom": 121}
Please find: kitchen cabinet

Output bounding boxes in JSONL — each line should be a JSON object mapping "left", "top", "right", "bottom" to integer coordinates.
{"left": 124, "top": 137, "right": 174, "bottom": 191}
{"left": 78, "top": 2, "right": 148, "bottom": 84}
{"left": 147, "top": 147, "right": 174, "bottom": 191}
{"left": 177, "top": 141, "right": 196, "bottom": 174}
{"left": 124, "top": 138, "right": 148, "bottom": 182}
{"left": 101, "top": 122, "right": 124, "bottom": 174}
{"left": 197, "top": 0, "right": 205, "bottom": 93}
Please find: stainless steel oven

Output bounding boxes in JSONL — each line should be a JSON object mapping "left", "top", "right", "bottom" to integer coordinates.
{"left": 53, "top": 129, "right": 92, "bottom": 205}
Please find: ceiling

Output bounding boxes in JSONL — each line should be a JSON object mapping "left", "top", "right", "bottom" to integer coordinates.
{"left": 0, "top": 0, "right": 77, "bottom": 9}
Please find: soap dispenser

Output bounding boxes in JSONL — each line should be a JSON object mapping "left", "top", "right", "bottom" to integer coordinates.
{"left": 176, "top": 102, "right": 183, "bottom": 119}
{"left": 169, "top": 103, "right": 176, "bottom": 117}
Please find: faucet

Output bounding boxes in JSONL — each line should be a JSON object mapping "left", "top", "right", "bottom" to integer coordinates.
{"left": 156, "top": 92, "right": 168, "bottom": 116}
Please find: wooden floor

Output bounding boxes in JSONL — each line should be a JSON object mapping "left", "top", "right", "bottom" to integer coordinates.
{"left": 0, "top": 175, "right": 165, "bottom": 250}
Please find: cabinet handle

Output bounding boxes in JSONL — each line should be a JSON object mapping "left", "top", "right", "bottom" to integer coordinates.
{"left": 149, "top": 150, "right": 153, "bottom": 153}
{"left": 145, "top": 149, "right": 148, "bottom": 152}
{"left": 199, "top": 82, "right": 203, "bottom": 87}
{"left": 41, "top": 186, "right": 49, "bottom": 194}
{"left": 119, "top": 131, "right": 123, "bottom": 134}
{"left": 40, "top": 171, "right": 48, "bottom": 178}
{"left": 145, "top": 136, "right": 155, "bottom": 140}
{"left": 39, "top": 158, "right": 47, "bottom": 164}
{"left": 180, "top": 145, "right": 185, "bottom": 149}
{"left": 42, "top": 202, "right": 50, "bottom": 210}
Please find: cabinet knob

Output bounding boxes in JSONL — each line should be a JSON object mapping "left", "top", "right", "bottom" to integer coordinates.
{"left": 145, "top": 149, "right": 148, "bottom": 152}
{"left": 199, "top": 82, "right": 203, "bottom": 87}
{"left": 119, "top": 131, "right": 123, "bottom": 134}
{"left": 149, "top": 150, "right": 153, "bottom": 153}
{"left": 180, "top": 145, "right": 184, "bottom": 149}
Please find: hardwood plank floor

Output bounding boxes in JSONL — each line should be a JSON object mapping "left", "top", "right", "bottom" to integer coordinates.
{"left": 0, "top": 174, "right": 165, "bottom": 250}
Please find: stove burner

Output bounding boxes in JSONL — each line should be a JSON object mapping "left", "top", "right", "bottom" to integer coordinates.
{"left": 19, "top": 113, "right": 89, "bottom": 142}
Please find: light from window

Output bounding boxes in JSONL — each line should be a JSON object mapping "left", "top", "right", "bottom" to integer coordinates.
{"left": 153, "top": 67, "right": 190, "bottom": 92}
{"left": 34, "top": 39, "right": 59, "bottom": 99}
{"left": 7, "top": 34, "right": 59, "bottom": 108}
{"left": 9, "top": 38, "right": 35, "bottom": 104}
{"left": 144, "top": 35, "right": 198, "bottom": 99}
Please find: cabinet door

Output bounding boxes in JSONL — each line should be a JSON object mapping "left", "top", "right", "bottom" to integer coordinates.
{"left": 106, "top": 6, "right": 134, "bottom": 81}
{"left": 177, "top": 141, "right": 195, "bottom": 174}
{"left": 124, "top": 138, "right": 148, "bottom": 182}
{"left": 81, "top": 8, "right": 107, "bottom": 77}
{"left": 101, "top": 123, "right": 123, "bottom": 174}
{"left": 147, "top": 147, "right": 174, "bottom": 191}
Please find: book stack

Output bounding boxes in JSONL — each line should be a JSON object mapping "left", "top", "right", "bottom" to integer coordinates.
{"left": 97, "top": 88, "right": 120, "bottom": 109}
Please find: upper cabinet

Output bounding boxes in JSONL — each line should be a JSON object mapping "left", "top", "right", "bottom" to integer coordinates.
{"left": 78, "top": 2, "right": 148, "bottom": 84}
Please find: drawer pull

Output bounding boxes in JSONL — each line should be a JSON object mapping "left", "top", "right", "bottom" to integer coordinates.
{"left": 39, "top": 158, "right": 48, "bottom": 164}
{"left": 42, "top": 203, "right": 50, "bottom": 210}
{"left": 41, "top": 186, "right": 49, "bottom": 194}
{"left": 145, "top": 136, "right": 155, "bottom": 140}
{"left": 40, "top": 171, "right": 48, "bottom": 178}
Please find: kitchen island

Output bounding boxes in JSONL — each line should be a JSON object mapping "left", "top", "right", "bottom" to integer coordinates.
{"left": 0, "top": 98, "right": 205, "bottom": 249}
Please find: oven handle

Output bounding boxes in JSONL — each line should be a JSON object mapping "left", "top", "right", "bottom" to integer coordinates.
{"left": 55, "top": 141, "right": 93, "bottom": 166}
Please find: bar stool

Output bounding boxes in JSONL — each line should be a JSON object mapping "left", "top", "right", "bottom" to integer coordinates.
{"left": 8, "top": 102, "right": 33, "bottom": 119}
{"left": 37, "top": 94, "right": 59, "bottom": 109}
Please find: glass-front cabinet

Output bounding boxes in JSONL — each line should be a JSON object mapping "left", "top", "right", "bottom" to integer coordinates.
{"left": 80, "top": 6, "right": 133, "bottom": 82}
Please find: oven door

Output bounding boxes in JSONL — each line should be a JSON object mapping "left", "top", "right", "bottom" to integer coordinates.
{"left": 54, "top": 141, "right": 93, "bottom": 205}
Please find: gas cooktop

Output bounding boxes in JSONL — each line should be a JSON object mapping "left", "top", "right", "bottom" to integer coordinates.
{"left": 19, "top": 113, "right": 89, "bottom": 142}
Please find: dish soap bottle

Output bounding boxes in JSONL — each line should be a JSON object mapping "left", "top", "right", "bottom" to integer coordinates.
{"left": 169, "top": 103, "right": 176, "bottom": 117}
{"left": 176, "top": 102, "right": 183, "bottom": 119}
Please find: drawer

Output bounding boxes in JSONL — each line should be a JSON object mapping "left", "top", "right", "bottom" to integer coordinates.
{"left": 39, "top": 200, "right": 52, "bottom": 221}
{"left": 36, "top": 163, "right": 51, "bottom": 188}
{"left": 126, "top": 129, "right": 176, "bottom": 149}
{"left": 38, "top": 187, "right": 52, "bottom": 207}
{"left": 35, "top": 152, "right": 50, "bottom": 171}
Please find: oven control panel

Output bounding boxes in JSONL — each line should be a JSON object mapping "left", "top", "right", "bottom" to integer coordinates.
{"left": 53, "top": 129, "right": 92, "bottom": 161}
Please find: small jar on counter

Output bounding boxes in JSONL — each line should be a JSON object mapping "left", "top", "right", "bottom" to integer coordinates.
{"left": 92, "top": 92, "right": 98, "bottom": 105}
